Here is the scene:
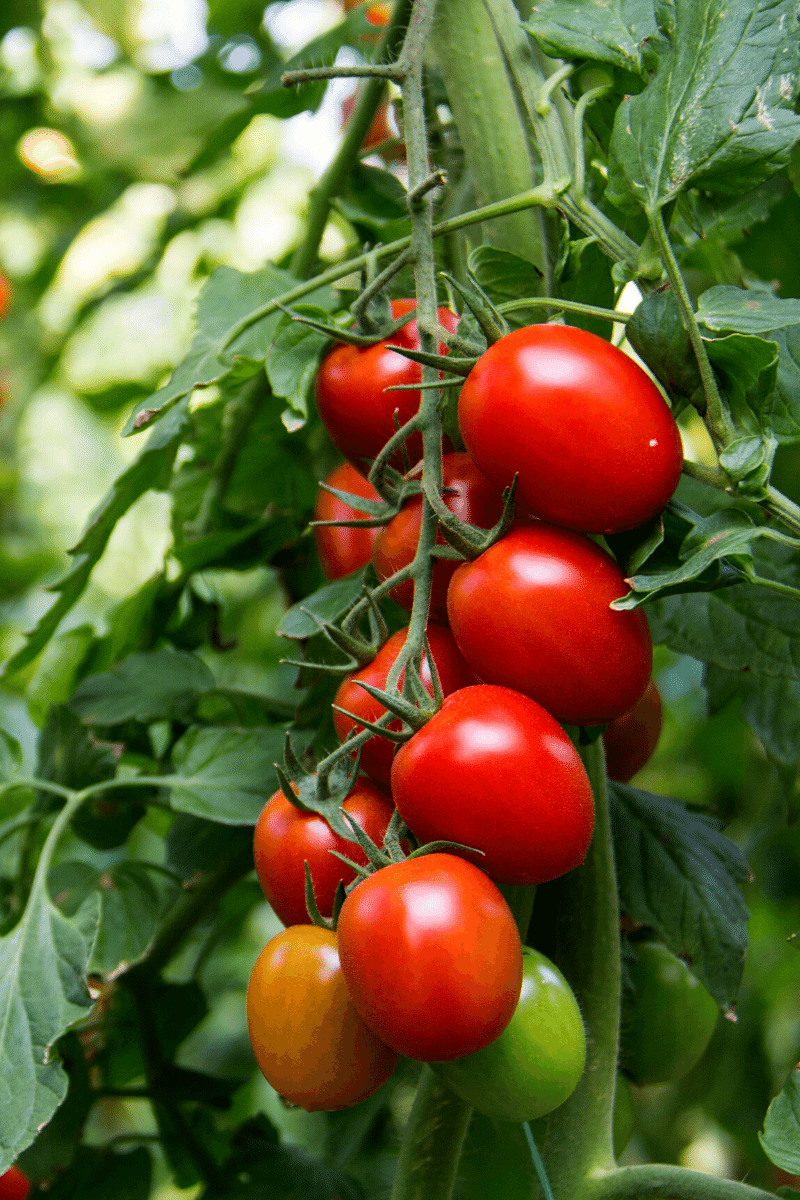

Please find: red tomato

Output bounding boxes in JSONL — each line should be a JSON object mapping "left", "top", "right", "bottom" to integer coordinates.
{"left": 0, "top": 273, "right": 11, "bottom": 321}
{"left": 332, "top": 624, "right": 476, "bottom": 785}
{"left": 603, "top": 679, "right": 663, "bottom": 782}
{"left": 446, "top": 523, "right": 652, "bottom": 725}
{"left": 315, "top": 300, "right": 460, "bottom": 470}
{"left": 247, "top": 925, "right": 398, "bottom": 1109}
{"left": 0, "top": 1167, "right": 30, "bottom": 1200}
{"left": 340, "top": 93, "right": 404, "bottom": 159}
{"left": 390, "top": 685, "right": 594, "bottom": 885}
{"left": 457, "top": 324, "right": 683, "bottom": 534}
{"left": 336, "top": 853, "right": 523, "bottom": 1060}
{"left": 253, "top": 777, "right": 397, "bottom": 927}
{"left": 313, "top": 462, "right": 382, "bottom": 580}
{"left": 372, "top": 452, "right": 507, "bottom": 620}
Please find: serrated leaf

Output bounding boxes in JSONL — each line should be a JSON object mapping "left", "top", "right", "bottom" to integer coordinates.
{"left": 704, "top": 333, "right": 779, "bottom": 435}
{"left": 705, "top": 664, "right": 800, "bottom": 769}
{"left": 608, "top": 0, "right": 800, "bottom": 212}
{"left": 69, "top": 649, "right": 216, "bottom": 726}
{"left": 168, "top": 726, "right": 287, "bottom": 823}
{"left": 526, "top": 0, "right": 657, "bottom": 74}
{"left": 760, "top": 1069, "right": 800, "bottom": 1174}
{"left": 468, "top": 246, "right": 544, "bottom": 308}
{"left": 278, "top": 571, "right": 368, "bottom": 639}
{"left": 610, "top": 783, "right": 750, "bottom": 1009}
{"left": 266, "top": 307, "right": 331, "bottom": 430}
{"left": 698, "top": 285, "right": 800, "bottom": 334}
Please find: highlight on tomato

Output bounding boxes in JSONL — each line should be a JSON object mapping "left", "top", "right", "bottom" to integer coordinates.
{"left": 336, "top": 853, "right": 523, "bottom": 1061}
{"left": 313, "top": 461, "right": 382, "bottom": 581}
{"left": 253, "top": 777, "right": 398, "bottom": 927}
{"left": 457, "top": 323, "right": 683, "bottom": 534}
{"left": 247, "top": 925, "right": 398, "bottom": 1110}
{"left": 431, "top": 946, "right": 587, "bottom": 1121}
{"left": 390, "top": 685, "right": 594, "bottom": 885}
{"left": 446, "top": 522, "right": 652, "bottom": 726}
{"left": 603, "top": 679, "right": 664, "bottom": 783}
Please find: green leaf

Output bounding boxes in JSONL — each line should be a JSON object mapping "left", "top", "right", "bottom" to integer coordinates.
{"left": 705, "top": 664, "right": 800, "bottom": 769}
{"left": 626, "top": 289, "right": 702, "bottom": 406}
{"left": 0, "top": 731, "right": 22, "bottom": 784}
{"left": 100, "top": 980, "right": 207, "bottom": 1090}
{"left": 760, "top": 1069, "right": 800, "bottom": 1174}
{"left": 35, "top": 1145, "right": 152, "bottom": 1200}
{"left": 525, "top": 0, "right": 657, "bottom": 74}
{"left": 165, "top": 814, "right": 254, "bottom": 881}
{"left": 26, "top": 626, "right": 95, "bottom": 728}
{"left": 697, "top": 285, "right": 800, "bottom": 334}
{"left": 278, "top": 571, "right": 368, "bottom": 639}
{"left": 168, "top": 726, "right": 287, "bottom": 823}
{"left": 705, "top": 333, "right": 779, "bottom": 433}
{"left": 16, "top": 1033, "right": 91, "bottom": 1181}
{"left": 469, "top": 246, "right": 544, "bottom": 309}
{"left": 608, "top": 0, "right": 800, "bottom": 212}
{"left": 337, "top": 163, "right": 410, "bottom": 239}
{"left": 69, "top": 649, "right": 216, "bottom": 726}
{"left": 610, "top": 783, "right": 750, "bottom": 1010}
{"left": 266, "top": 308, "right": 331, "bottom": 431}
{"left": 558, "top": 238, "right": 616, "bottom": 338}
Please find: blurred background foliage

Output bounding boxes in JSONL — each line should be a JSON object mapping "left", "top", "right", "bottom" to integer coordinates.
{"left": 0, "top": 0, "right": 797, "bottom": 1196}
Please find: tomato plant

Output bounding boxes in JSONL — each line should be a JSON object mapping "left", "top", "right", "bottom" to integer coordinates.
{"left": 0, "top": 273, "right": 11, "bottom": 322}
{"left": 446, "top": 522, "right": 653, "bottom": 724}
{"left": 603, "top": 680, "right": 664, "bottom": 783}
{"left": 390, "top": 685, "right": 595, "bottom": 884}
{"left": 431, "top": 946, "right": 586, "bottom": 1121}
{"left": 253, "top": 777, "right": 397, "bottom": 926}
{"left": 0, "top": 1168, "right": 30, "bottom": 1200}
{"left": 246, "top": 925, "right": 399, "bottom": 1110}
{"left": 313, "top": 461, "right": 382, "bottom": 580}
{"left": 336, "top": 853, "right": 523, "bottom": 1061}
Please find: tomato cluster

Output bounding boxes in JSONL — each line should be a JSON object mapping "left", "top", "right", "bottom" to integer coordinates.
{"left": 247, "top": 309, "right": 682, "bottom": 1115}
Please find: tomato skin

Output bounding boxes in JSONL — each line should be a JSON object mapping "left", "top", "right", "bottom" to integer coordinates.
{"left": 446, "top": 523, "right": 652, "bottom": 725}
{"left": 0, "top": 1167, "right": 30, "bottom": 1200}
{"left": 313, "top": 462, "right": 382, "bottom": 580}
{"left": 603, "top": 680, "right": 663, "bottom": 783}
{"left": 457, "top": 324, "right": 683, "bottom": 534}
{"left": 0, "top": 273, "right": 11, "bottom": 321}
{"left": 253, "top": 778, "right": 397, "bottom": 927}
{"left": 390, "top": 685, "right": 594, "bottom": 885}
{"left": 337, "top": 853, "right": 523, "bottom": 1061}
{"left": 372, "top": 452, "right": 507, "bottom": 620}
{"left": 247, "top": 926, "right": 398, "bottom": 1109}
{"left": 620, "top": 941, "right": 718, "bottom": 1086}
{"left": 431, "top": 947, "right": 586, "bottom": 1121}
{"left": 332, "top": 624, "right": 476, "bottom": 785}
{"left": 315, "top": 300, "right": 460, "bottom": 470}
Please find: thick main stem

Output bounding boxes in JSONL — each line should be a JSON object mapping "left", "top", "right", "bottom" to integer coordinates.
{"left": 389, "top": 1067, "right": 473, "bottom": 1200}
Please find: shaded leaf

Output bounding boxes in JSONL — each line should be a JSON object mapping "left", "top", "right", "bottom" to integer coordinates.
{"left": 278, "top": 571, "right": 368, "bottom": 639}
{"left": 706, "top": 664, "right": 800, "bottom": 769}
{"left": 760, "top": 1069, "right": 800, "bottom": 1174}
{"left": 37, "top": 1145, "right": 152, "bottom": 1200}
{"left": 168, "top": 726, "right": 287, "bottom": 823}
{"left": 69, "top": 649, "right": 216, "bottom": 726}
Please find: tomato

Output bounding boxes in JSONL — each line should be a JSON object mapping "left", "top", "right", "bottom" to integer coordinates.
{"left": 431, "top": 946, "right": 586, "bottom": 1121}
{"left": 313, "top": 462, "right": 382, "bottom": 580}
{"left": 0, "top": 1167, "right": 30, "bottom": 1200}
{"left": 341, "top": 94, "right": 405, "bottom": 160}
{"left": 603, "top": 680, "right": 663, "bottom": 783}
{"left": 315, "top": 300, "right": 460, "bottom": 471}
{"left": 372, "top": 452, "right": 507, "bottom": 620}
{"left": 457, "top": 324, "right": 683, "bottom": 535}
{"left": 247, "top": 925, "right": 398, "bottom": 1110}
{"left": 332, "top": 623, "right": 476, "bottom": 785}
{"left": 0, "top": 273, "right": 11, "bottom": 321}
{"left": 390, "top": 685, "right": 594, "bottom": 885}
{"left": 446, "top": 522, "right": 652, "bottom": 725}
{"left": 253, "top": 777, "right": 397, "bottom": 927}
{"left": 620, "top": 941, "right": 718, "bottom": 1086}
{"left": 337, "top": 853, "right": 522, "bottom": 1061}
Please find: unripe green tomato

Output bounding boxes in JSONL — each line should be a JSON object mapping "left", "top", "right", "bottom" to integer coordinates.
{"left": 620, "top": 941, "right": 718, "bottom": 1086}
{"left": 431, "top": 947, "right": 586, "bottom": 1121}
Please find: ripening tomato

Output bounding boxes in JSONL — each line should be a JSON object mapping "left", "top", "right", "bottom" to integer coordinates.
{"left": 341, "top": 93, "right": 405, "bottom": 160}
{"left": 372, "top": 452, "right": 507, "bottom": 620}
{"left": 247, "top": 925, "right": 398, "bottom": 1109}
{"left": 431, "top": 947, "right": 586, "bottom": 1121}
{"left": 390, "top": 685, "right": 594, "bottom": 885}
{"left": 446, "top": 522, "right": 652, "bottom": 725}
{"left": 0, "top": 1167, "right": 30, "bottom": 1200}
{"left": 0, "top": 273, "right": 11, "bottom": 321}
{"left": 457, "top": 324, "right": 683, "bottom": 534}
{"left": 313, "top": 462, "right": 382, "bottom": 580}
{"left": 315, "top": 300, "right": 460, "bottom": 471}
{"left": 603, "top": 680, "right": 663, "bottom": 783}
{"left": 253, "top": 777, "right": 397, "bottom": 927}
{"left": 332, "top": 624, "right": 476, "bottom": 785}
{"left": 337, "top": 853, "right": 522, "bottom": 1061}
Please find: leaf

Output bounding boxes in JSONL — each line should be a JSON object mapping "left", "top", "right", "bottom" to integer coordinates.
{"left": 2, "top": 401, "right": 189, "bottom": 680}
{"left": 265, "top": 308, "right": 331, "bottom": 431}
{"left": 337, "top": 164, "right": 410, "bottom": 239}
{"left": 610, "top": 783, "right": 750, "bottom": 1009}
{"left": 608, "top": 0, "right": 800, "bottom": 212}
{"left": 526, "top": 0, "right": 657, "bottom": 74}
{"left": 168, "top": 726, "right": 287, "bottom": 823}
{"left": 468, "top": 246, "right": 544, "bottom": 308}
{"left": 100, "top": 980, "right": 207, "bottom": 1090}
{"left": 760, "top": 1068, "right": 800, "bottom": 1174}
{"left": 705, "top": 664, "right": 800, "bottom": 769}
{"left": 278, "top": 571, "right": 368, "bottom": 639}
{"left": 626, "top": 289, "right": 703, "bottom": 406}
{"left": 26, "top": 626, "right": 95, "bottom": 728}
{"left": 35, "top": 1145, "right": 152, "bottom": 1200}
{"left": 697, "top": 285, "right": 800, "bottom": 334}
{"left": 558, "top": 238, "right": 616, "bottom": 338}
{"left": 69, "top": 649, "right": 216, "bottom": 726}
{"left": 0, "top": 731, "right": 22, "bottom": 784}
{"left": 165, "top": 814, "right": 254, "bottom": 881}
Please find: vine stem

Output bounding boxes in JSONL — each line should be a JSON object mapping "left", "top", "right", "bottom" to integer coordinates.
{"left": 585, "top": 1164, "right": 777, "bottom": 1200}
{"left": 389, "top": 1067, "right": 473, "bottom": 1200}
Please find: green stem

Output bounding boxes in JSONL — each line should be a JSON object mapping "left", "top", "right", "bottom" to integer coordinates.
{"left": 764, "top": 484, "right": 800, "bottom": 537}
{"left": 586, "top": 1164, "right": 777, "bottom": 1200}
{"left": 389, "top": 1066, "right": 473, "bottom": 1200}
{"left": 498, "top": 297, "right": 626, "bottom": 324}
{"left": 746, "top": 572, "right": 800, "bottom": 602}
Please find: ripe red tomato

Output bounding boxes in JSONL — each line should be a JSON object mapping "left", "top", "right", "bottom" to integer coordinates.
{"left": 247, "top": 925, "right": 398, "bottom": 1109}
{"left": 315, "top": 300, "right": 460, "bottom": 471}
{"left": 336, "top": 853, "right": 523, "bottom": 1061}
{"left": 253, "top": 777, "right": 397, "bottom": 927}
{"left": 457, "top": 324, "right": 683, "bottom": 534}
{"left": 340, "top": 94, "right": 405, "bottom": 160}
{"left": 372, "top": 452, "right": 507, "bottom": 620}
{"left": 446, "top": 522, "right": 652, "bottom": 725}
{"left": 0, "top": 1167, "right": 30, "bottom": 1200}
{"left": 390, "top": 685, "right": 594, "bottom": 885}
{"left": 0, "top": 273, "right": 11, "bottom": 321}
{"left": 313, "top": 461, "right": 382, "bottom": 580}
{"left": 603, "top": 679, "right": 663, "bottom": 782}
{"left": 332, "top": 624, "right": 476, "bottom": 785}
